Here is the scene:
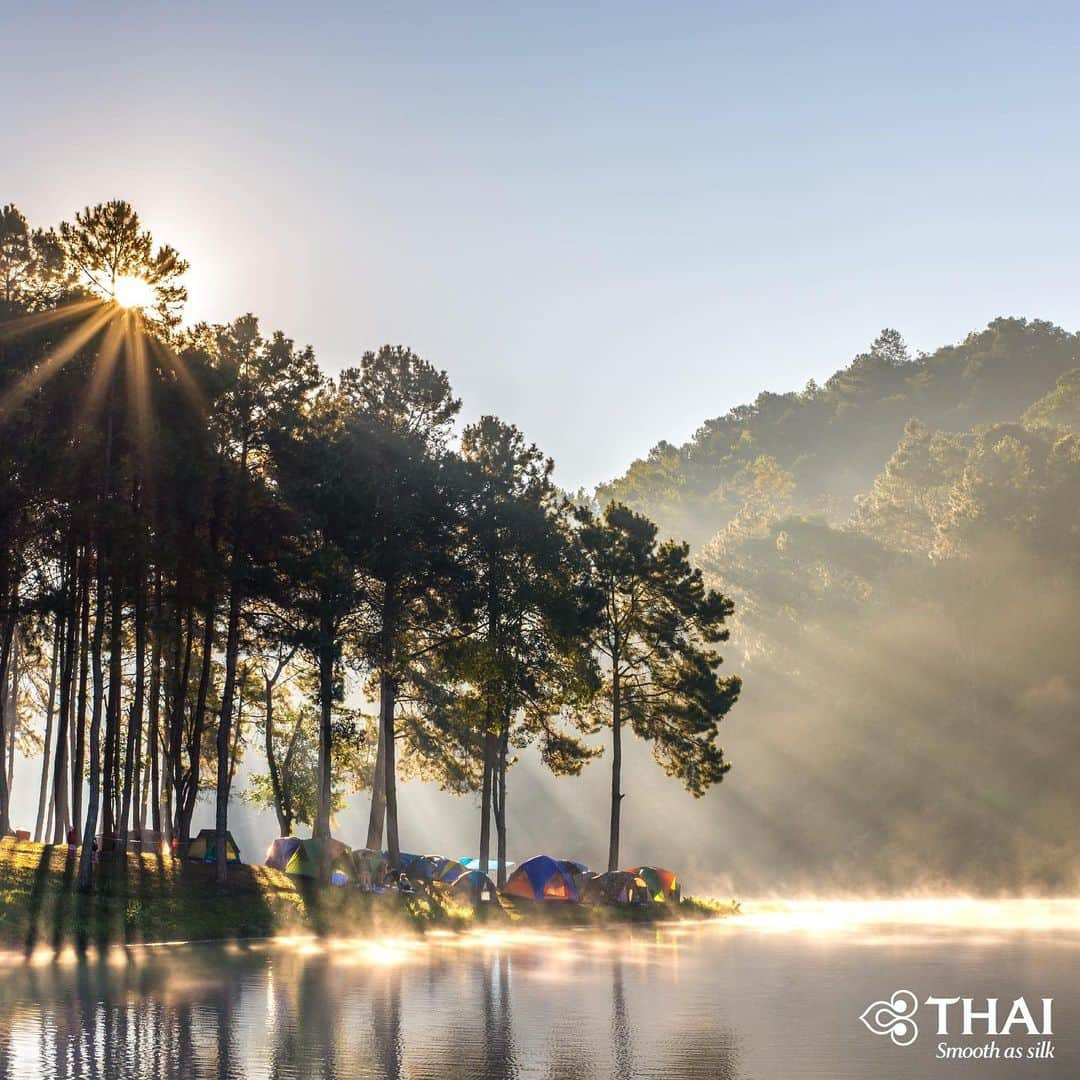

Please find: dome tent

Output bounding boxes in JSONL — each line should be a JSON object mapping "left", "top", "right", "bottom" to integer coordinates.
{"left": 626, "top": 865, "right": 681, "bottom": 903}
{"left": 404, "top": 855, "right": 468, "bottom": 886}
{"left": 264, "top": 836, "right": 302, "bottom": 871}
{"left": 503, "top": 855, "right": 581, "bottom": 902}
{"left": 283, "top": 837, "right": 353, "bottom": 881}
{"left": 184, "top": 828, "right": 241, "bottom": 864}
{"left": 583, "top": 870, "right": 652, "bottom": 907}
{"left": 447, "top": 869, "right": 499, "bottom": 903}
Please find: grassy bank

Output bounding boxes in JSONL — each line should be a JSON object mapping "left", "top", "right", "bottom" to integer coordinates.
{"left": 0, "top": 839, "right": 737, "bottom": 953}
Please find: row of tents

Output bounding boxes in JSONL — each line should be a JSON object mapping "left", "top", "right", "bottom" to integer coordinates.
{"left": 260, "top": 837, "right": 681, "bottom": 908}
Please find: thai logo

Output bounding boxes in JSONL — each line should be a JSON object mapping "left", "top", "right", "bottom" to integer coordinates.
{"left": 860, "top": 990, "right": 920, "bottom": 1046}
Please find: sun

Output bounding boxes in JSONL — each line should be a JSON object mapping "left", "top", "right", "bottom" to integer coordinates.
{"left": 112, "top": 274, "right": 156, "bottom": 309}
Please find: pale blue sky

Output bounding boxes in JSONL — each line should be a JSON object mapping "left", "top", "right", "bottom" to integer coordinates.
{"left": 4, "top": 3, "right": 1080, "bottom": 489}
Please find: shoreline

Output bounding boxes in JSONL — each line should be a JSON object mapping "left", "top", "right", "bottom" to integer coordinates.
{"left": 0, "top": 839, "right": 737, "bottom": 957}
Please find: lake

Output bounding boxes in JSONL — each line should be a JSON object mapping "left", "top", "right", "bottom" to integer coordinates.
{"left": 0, "top": 900, "right": 1076, "bottom": 1079}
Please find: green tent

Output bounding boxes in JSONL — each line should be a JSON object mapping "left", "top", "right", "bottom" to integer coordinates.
{"left": 284, "top": 837, "right": 353, "bottom": 880}
{"left": 185, "top": 828, "right": 241, "bottom": 864}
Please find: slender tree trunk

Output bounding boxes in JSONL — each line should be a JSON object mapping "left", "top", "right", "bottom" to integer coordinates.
{"left": 120, "top": 566, "right": 146, "bottom": 840}
{"left": 495, "top": 722, "right": 509, "bottom": 888}
{"left": 263, "top": 672, "right": 293, "bottom": 836}
{"left": 478, "top": 726, "right": 495, "bottom": 886}
{"left": 148, "top": 573, "right": 162, "bottom": 833}
{"left": 164, "top": 603, "right": 194, "bottom": 845}
{"left": 6, "top": 631, "right": 20, "bottom": 796}
{"left": 179, "top": 599, "right": 215, "bottom": 847}
{"left": 102, "top": 577, "right": 122, "bottom": 841}
{"left": 72, "top": 559, "right": 90, "bottom": 830}
{"left": 77, "top": 554, "right": 108, "bottom": 892}
{"left": 381, "top": 672, "right": 400, "bottom": 870}
{"left": 53, "top": 548, "right": 78, "bottom": 842}
{"left": 34, "top": 612, "right": 61, "bottom": 842}
{"left": 0, "top": 567, "right": 15, "bottom": 836}
{"left": 365, "top": 722, "right": 386, "bottom": 850}
{"left": 607, "top": 662, "right": 623, "bottom": 873}
{"left": 314, "top": 603, "right": 335, "bottom": 883}
{"left": 215, "top": 581, "right": 242, "bottom": 884}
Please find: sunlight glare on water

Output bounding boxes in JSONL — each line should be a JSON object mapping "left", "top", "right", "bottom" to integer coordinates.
{"left": 0, "top": 900, "right": 1076, "bottom": 1079}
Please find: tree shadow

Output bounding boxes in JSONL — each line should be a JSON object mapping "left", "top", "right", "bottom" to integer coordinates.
{"left": 22, "top": 844, "right": 57, "bottom": 957}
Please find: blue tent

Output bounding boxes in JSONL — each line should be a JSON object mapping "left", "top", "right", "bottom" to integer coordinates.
{"left": 265, "top": 836, "right": 302, "bottom": 871}
{"left": 447, "top": 869, "right": 499, "bottom": 903}
{"left": 504, "top": 855, "right": 581, "bottom": 902}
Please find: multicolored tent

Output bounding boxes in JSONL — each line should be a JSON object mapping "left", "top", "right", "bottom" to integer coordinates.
{"left": 446, "top": 869, "right": 499, "bottom": 903}
{"left": 265, "top": 836, "right": 302, "bottom": 871}
{"left": 184, "top": 828, "right": 241, "bottom": 864}
{"left": 626, "top": 865, "right": 681, "bottom": 902}
{"left": 503, "top": 855, "right": 581, "bottom": 902}
{"left": 408, "top": 855, "right": 468, "bottom": 885}
{"left": 583, "top": 870, "right": 651, "bottom": 907}
{"left": 283, "top": 837, "right": 353, "bottom": 880}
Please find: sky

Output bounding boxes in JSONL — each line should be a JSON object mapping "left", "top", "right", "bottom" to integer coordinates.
{"left": 4, "top": 3, "right": 1080, "bottom": 492}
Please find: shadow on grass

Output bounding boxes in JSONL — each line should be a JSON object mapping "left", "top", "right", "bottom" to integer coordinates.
{"left": 22, "top": 844, "right": 56, "bottom": 957}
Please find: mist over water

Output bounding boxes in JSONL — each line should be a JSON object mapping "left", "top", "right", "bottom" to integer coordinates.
{"left": 2, "top": 901, "right": 1076, "bottom": 1079}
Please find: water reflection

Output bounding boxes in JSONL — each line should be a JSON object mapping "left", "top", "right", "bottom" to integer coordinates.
{"left": 1, "top": 904, "right": 1077, "bottom": 1079}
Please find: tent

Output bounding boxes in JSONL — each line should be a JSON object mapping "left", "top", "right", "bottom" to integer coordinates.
{"left": 503, "top": 855, "right": 581, "bottom": 902}
{"left": 407, "top": 855, "right": 467, "bottom": 886}
{"left": 265, "top": 836, "right": 302, "bottom": 871}
{"left": 627, "top": 865, "right": 681, "bottom": 903}
{"left": 184, "top": 828, "right": 241, "bottom": 864}
{"left": 283, "top": 837, "right": 353, "bottom": 880}
{"left": 429, "top": 857, "right": 468, "bottom": 886}
{"left": 389, "top": 851, "right": 425, "bottom": 874}
{"left": 583, "top": 870, "right": 651, "bottom": 907}
{"left": 352, "top": 848, "right": 389, "bottom": 887}
{"left": 460, "top": 857, "right": 516, "bottom": 872}
{"left": 558, "top": 860, "right": 591, "bottom": 898}
{"left": 447, "top": 869, "right": 499, "bottom": 903}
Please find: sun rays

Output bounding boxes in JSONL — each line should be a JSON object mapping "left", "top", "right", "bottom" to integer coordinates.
{"left": 0, "top": 292, "right": 202, "bottom": 445}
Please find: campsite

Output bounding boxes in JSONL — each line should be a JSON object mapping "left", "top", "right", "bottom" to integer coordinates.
{"left": 0, "top": 835, "right": 731, "bottom": 954}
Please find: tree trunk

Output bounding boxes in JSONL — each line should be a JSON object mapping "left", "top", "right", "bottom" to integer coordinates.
{"left": 34, "top": 611, "right": 61, "bottom": 842}
{"left": 120, "top": 560, "right": 147, "bottom": 841}
{"left": 6, "top": 630, "right": 20, "bottom": 797}
{"left": 495, "top": 721, "right": 509, "bottom": 888}
{"left": 215, "top": 580, "right": 242, "bottom": 885}
{"left": 53, "top": 548, "right": 79, "bottom": 841}
{"left": 314, "top": 604, "right": 335, "bottom": 883}
{"left": 72, "top": 558, "right": 90, "bottom": 830}
{"left": 0, "top": 585, "right": 16, "bottom": 837}
{"left": 365, "top": 721, "right": 386, "bottom": 851}
{"left": 381, "top": 672, "right": 400, "bottom": 870}
{"left": 102, "top": 576, "right": 122, "bottom": 841}
{"left": 607, "top": 663, "right": 623, "bottom": 873}
{"left": 164, "top": 603, "right": 194, "bottom": 846}
{"left": 478, "top": 726, "right": 495, "bottom": 888}
{"left": 147, "top": 573, "right": 162, "bottom": 833}
{"left": 263, "top": 672, "right": 294, "bottom": 836}
{"left": 179, "top": 600, "right": 215, "bottom": 848}
{"left": 77, "top": 554, "right": 108, "bottom": 892}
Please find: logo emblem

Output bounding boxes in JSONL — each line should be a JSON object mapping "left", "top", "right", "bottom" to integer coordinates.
{"left": 860, "top": 990, "right": 919, "bottom": 1046}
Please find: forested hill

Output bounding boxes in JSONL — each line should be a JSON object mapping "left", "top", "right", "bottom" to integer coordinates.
{"left": 598, "top": 318, "right": 1079, "bottom": 548}
{"left": 595, "top": 317, "right": 1080, "bottom": 893}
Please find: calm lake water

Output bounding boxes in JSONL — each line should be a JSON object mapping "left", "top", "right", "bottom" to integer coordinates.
{"left": 0, "top": 900, "right": 1076, "bottom": 1079}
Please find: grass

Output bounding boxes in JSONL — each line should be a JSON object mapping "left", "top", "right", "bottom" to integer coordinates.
{"left": 0, "top": 839, "right": 738, "bottom": 954}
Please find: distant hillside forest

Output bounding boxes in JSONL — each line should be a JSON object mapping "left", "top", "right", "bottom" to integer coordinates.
{"left": 600, "top": 320, "right": 1080, "bottom": 893}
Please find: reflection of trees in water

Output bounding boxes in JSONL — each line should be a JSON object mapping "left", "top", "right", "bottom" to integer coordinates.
{"left": 611, "top": 957, "right": 634, "bottom": 1078}
{"left": 0, "top": 936, "right": 745, "bottom": 1079}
